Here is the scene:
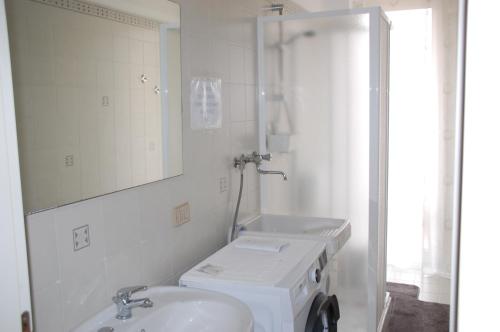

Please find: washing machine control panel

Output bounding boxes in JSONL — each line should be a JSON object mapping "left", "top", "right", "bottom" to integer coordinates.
{"left": 291, "top": 249, "right": 329, "bottom": 309}
{"left": 309, "top": 248, "right": 328, "bottom": 283}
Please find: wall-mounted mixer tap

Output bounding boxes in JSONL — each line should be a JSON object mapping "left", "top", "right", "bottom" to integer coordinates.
{"left": 230, "top": 151, "right": 287, "bottom": 242}
{"left": 233, "top": 151, "right": 288, "bottom": 181}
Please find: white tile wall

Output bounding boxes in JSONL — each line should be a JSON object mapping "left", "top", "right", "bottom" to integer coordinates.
{"left": 22, "top": 0, "right": 305, "bottom": 331}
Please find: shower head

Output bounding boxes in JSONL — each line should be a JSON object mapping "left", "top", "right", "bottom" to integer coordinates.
{"left": 281, "top": 30, "right": 316, "bottom": 45}
{"left": 262, "top": 3, "right": 285, "bottom": 16}
{"left": 303, "top": 30, "right": 316, "bottom": 38}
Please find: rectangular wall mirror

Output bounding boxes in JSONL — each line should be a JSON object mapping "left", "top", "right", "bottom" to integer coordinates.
{"left": 6, "top": 0, "right": 183, "bottom": 214}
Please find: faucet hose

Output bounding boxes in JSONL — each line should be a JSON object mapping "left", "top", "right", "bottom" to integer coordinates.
{"left": 230, "top": 169, "right": 244, "bottom": 242}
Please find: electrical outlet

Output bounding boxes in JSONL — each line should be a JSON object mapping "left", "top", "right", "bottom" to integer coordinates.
{"left": 173, "top": 202, "right": 190, "bottom": 227}
{"left": 219, "top": 176, "right": 228, "bottom": 193}
{"left": 73, "top": 225, "right": 90, "bottom": 251}
{"left": 65, "top": 154, "right": 74, "bottom": 167}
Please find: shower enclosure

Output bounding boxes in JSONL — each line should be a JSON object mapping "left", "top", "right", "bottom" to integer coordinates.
{"left": 257, "top": 8, "right": 390, "bottom": 331}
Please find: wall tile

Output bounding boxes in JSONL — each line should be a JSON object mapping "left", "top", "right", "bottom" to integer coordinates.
{"left": 26, "top": 21, "right": 54, "bottom": 59}
{"left": 101, "top": 190, "right": 141, "bottom": 257}
{"left": 131, "top": 89, "right": 145, "bottom": 114}
{"left": 77, "top": 59, "right": 97, "bottom": 88}
{"left": 230, "top": 121, "right": 251, "bottom": 156}
{"left": 138, "top": 183, "right": 171, "bottom": 243}
{"left": 246, "top": 85, "right": 256, "bottom": 121}
{"left": 140, "top": 239, "right": 173, "bottom": 286}
{"left": 229, "top": 44, "right": 245, "bottom": 84}
{"left": 54, "top": 26, "right": 78, "bottom": 58}
{"left": 57, "top": 148, "right": 82, "bottom": 205}
{"left": 245, "top": 47, "right": 256, "bottom": 84}
{"left": 55, "top": 56, "right": 78, "bottom": 86}
{"left": 60, "top": 260, "right": 108, "bottom": 331}
{"left": 221, "top": 82, "right": 232, "bottom": 125}
{"left": 186, "top": 34, "right": 211, "bottom": 77}
{"left": 143, "top": 41, "right": 159, "bottom": 66}
{"left": 246, "top": 187, "right": 260, "bottom": 215}
{"left": 131, "top": 136, "right": 147, "bottom": 185}
{"left": 31, "top": 283, "right": 64, "bottom": 332}
{"left": 104, "top": 245, "right": 145, "bottom": 298}
{"left": 55, "top": 86, "right": 79, "bottom": 146}
{"left": 229, "top": 84, "right": 246, "bottom": 122}
{"left": 92, "top": 33, "right": 113, "bottom": 61}
{"left": 113, "top": 36, "right": 130, "bottom": 63}
{"left": 129, "top": 26, "right": 144, "bottom": 41}
{"left": 26, "top": 211, "right": 60, "bottom": 291}
{"left": 98, "top": 109, "right": 118, "bottom": 193}
{"left": 32, "top": 149, "right": 60, "bottom": 210}
{"left": 97, "top": 60, "right": 114, "bottom": 88}
{"left": 113, "top": 63, "right": 131, "bottom": 90}
{"left": 245, "top": 120, "right": 258, "bottom": 151}
{"left": 29, "top": 55, "right": 56, "bottom": 85}
{"left": 129, "top": 39, "right": 144, "bottom": 65}
{"left": 210, "top": 40, "right": 230, "bottom": 82}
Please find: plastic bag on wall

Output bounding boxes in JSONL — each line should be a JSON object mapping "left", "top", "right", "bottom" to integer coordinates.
{"left": 190, "top": 78, "right": 222, "bottom": 130}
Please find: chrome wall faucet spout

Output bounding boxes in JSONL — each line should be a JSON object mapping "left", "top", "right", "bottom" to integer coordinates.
{"left": 112, "top": 286, "right": 153, "bottom": 320}
{"left": 256, "top": 167, "right": 288, "bottom": 181}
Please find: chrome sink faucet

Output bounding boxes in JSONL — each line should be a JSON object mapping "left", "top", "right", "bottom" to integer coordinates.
{"left": 234, "top": 151, "right": 288, "bottom": 180}
{"left": 112, "top": 286, "right": 153, "bottom": 320}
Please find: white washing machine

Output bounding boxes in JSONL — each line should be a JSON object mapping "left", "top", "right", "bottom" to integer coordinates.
{"left": 179, "top": 236, "right": 340, "bottom": 332}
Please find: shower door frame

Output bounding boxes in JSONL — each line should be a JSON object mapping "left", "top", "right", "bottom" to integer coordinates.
{"left": 256, "top": 7, "right": 390, "bottom": 331}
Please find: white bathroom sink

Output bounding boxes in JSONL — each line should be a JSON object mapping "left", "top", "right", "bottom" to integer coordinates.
{"left": 238, "top": 214, "right": 351, "bottom": 257}
{"left": 73, "top": 286, "right": 253, "bottom": 332}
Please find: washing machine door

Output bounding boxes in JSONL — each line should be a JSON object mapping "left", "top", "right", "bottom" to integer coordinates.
{"left": 305, "top": 293, "right": 340, "bottom": 332}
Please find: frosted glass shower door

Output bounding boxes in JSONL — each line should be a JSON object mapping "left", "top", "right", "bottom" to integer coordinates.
{"left": 257, "top": 8, "right": 390, "bottom": 332}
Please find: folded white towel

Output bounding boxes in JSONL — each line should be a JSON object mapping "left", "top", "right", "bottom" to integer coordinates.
{"left": 235, "top": 238, "right": 289, "bottom": 253}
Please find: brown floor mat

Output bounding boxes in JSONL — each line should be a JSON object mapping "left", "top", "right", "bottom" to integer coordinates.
{"left": 384, "top": 283, "right": 449, "bottom": 332}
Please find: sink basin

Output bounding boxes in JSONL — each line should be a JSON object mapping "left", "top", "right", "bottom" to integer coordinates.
{"left": 73, "top": 286, "right": 253, "bottom": 332}
{"left": 238, "top": 214, "right": 351, "bottom": 257}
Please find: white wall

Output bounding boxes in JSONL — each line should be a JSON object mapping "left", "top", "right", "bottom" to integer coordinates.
{"left": 21, "top": 0, "right": 304, "bottom": 330}
{"left": 458, "top": 0, "right": 500, "bottom": 330}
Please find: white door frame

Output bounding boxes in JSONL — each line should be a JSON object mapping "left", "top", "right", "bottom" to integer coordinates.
{"left": 0, "top": 0, "right": 32, "bottom": 330}
{"left": 450, "top": 0, "right": 466, "bottom": 331}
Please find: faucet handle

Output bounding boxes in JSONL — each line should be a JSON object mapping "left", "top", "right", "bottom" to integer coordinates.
{"left": 261, "top": 153, "right": 272, "bottom": 161}
{"left": 115, "top": 286, "right": 148, "bottom": 301}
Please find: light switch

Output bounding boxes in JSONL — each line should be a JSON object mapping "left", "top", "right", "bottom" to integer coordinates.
{"left": 173, "top": 202, "right": 190, "bottom": 227}
{"left": 102, "top": 96, "right": 110, "bottom": 107}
